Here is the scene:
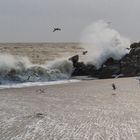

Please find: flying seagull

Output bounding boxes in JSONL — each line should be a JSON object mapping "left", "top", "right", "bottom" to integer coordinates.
{"left": 126, "top": 48, "right": 131, "bottom": 50}
{"left": 53, "top": 28, "right": 61, "bottom": 32}
{"left": 82, "top": 51, "right": 88, "bottom": 55}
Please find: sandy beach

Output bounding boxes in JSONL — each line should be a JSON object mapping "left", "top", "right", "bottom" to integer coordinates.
{"left": 0, "top": 0, "right": 139, "bottom": 139}
{"left": 1, "top": 77, "right": 140, "bottom": 139}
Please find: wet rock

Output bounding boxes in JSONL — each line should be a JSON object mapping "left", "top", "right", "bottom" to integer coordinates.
{"left": 104, "top": 57, "right": 120, "bottom": 66}
{"left": 72, "top": 62, "right": 87, "bottom": 76}
{"left": 69, "top": 41, "right": 140, "bottom": 79}
{"left": 69, "top": 55, "right": 97, "bottom": 76}
{"left": 130, "top": 42, "right": 140, "bottom": 49}
{"left": 69, "top": 55, "right": 79, "bottom": 67}
{"left": 134, "top": 47, "right": 140, "bottom": 55}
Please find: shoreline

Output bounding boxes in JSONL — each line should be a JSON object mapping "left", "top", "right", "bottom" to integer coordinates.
{"left": 1, "top": 77, "right": 140, "bottom": 139}
{"left": 0, "top": 79, "right": 80, "bottom": 90}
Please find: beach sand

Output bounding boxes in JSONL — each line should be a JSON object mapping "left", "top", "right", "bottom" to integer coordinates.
{"left": 1, "top": 77, "right": 140, "bottom": 139}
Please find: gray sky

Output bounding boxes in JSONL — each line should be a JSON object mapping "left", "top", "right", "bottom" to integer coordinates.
{"left": 0, "top": 0, "right": 139, "bottom": 42}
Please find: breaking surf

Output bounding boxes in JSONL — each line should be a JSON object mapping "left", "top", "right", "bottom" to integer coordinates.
{"left": 0, "top": 54, "right": 74, "bottom": 87}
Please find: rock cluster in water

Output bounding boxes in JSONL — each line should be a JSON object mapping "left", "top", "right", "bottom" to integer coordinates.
{"left": 69, "top": 42, "right": 140, "bottom": 79}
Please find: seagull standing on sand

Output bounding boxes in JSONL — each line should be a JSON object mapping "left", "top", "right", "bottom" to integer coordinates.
{"left": 112, "top": 83, "right": 116, "bottom": 90}
{"left": 53, "top": 28, "right": 61, "bottom": 32}
{"left": 112, "top": 83, "right": 117, "bottom": 95}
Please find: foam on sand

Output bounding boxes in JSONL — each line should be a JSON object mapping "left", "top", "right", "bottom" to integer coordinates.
{"left": 0, "top": 79, "right": 80, "bottom": 89}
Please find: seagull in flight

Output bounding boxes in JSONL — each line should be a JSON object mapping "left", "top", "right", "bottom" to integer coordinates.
{"left": 82, "top": 51, "right": 88, "bottom": 55}
{"left": 53, "top": 28, "right": 61, "bottom": 32}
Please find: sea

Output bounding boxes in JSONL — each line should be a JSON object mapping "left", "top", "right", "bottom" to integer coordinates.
{"left": 0, "top": 43, "right": 82, "bottom": 89}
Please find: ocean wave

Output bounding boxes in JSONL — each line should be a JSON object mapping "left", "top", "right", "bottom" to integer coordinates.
{"left": 0, "top": 54, "right": 73, "bottom": 85}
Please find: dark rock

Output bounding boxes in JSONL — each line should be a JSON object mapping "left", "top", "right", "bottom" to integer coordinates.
{"left": 134, "top": 47, "right": 140, "bottom": 55}
{"left": 69, "top": 55, "right": 97, "bottom": 76}
{"left": 69, "top": 55, "right": 79, "bottom": 67}
{"left": 69, "top": 41, "right": 140, "bottom": 79}
{"left": 104, "top": 57, "right": 120, "bottom": 66}
{"left": 72, "top": 62, "right": 88, "bottom": 76}
{"left": 85, "top": 64, "right": 97, "bottom": 76}
{"left": 130, "top": 42, "right": 140, "bottom": 49}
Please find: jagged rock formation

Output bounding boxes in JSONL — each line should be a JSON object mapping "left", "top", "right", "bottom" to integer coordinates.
{"left": 69, "top": 42, "right": 140, "bottom": 79}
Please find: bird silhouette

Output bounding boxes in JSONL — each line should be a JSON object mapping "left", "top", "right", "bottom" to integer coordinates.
{"left": 112, "top": 83, "right": 116, "bottom": 90}
{"left": 53, "top": 28, "right": 61, "bottom": 32}
{"left": 126, "top": 48, "right": 131, "bottom": 50}
{"left": 82, "top": 51, "right": 88, "bottom": 55}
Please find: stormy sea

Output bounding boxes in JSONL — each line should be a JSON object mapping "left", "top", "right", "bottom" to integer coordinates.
{"left": 0, "top": 20, "right": 131, "bottom": 89}
{"left": 0, "top": 43, "right": 82, "bottom": 89}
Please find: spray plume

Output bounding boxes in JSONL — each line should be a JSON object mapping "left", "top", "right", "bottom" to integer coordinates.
{"left": 80, "top": 20, "right": 130, "bottom": 69}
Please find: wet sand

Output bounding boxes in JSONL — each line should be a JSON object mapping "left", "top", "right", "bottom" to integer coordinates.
{"left": 1, "top": 77, "right": 140, "bottom": 139}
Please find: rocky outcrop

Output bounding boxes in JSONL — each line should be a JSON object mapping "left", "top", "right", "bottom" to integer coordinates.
{"left": 69, "top": 41, "right": 140, "bottom": 79}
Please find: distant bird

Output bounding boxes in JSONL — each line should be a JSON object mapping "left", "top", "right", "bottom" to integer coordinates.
{"left": 126, "top": 48, "right": 131, "bottom": 50}
{"left": 53, "top": 28, "right": 61, "bottom": 32}
{"left": 82, "top": 51, "right": 88, "bottom": 55}
{"left": 112, "top": 83, "right": 116, "bottom": 90}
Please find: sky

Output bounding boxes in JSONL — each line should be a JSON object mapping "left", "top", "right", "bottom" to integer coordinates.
{"left": 0, "top": 0, "right": 139, "bottom": 42}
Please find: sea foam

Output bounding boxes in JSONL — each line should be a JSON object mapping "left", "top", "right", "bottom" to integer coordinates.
{"left": 80, "top": 20, "right": 130, "bottom": 69}
{"left": 0, "top": 54, "right": 73, "bottom": 85}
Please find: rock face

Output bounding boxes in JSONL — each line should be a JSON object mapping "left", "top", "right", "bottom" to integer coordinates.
{"left": 69, "top": 41, "right": 140, "bottom": 79}
{"left": 69, "top": 55, "right": 97, "bottom": 76}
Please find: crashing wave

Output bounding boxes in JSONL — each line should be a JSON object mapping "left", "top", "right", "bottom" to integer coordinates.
{"left": 80, "top": 20, "right": 130, "bottom": 69}
{"left": 0, "top": 54, "right": 73, "bottom": 85}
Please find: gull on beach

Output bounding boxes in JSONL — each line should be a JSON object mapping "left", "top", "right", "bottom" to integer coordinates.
{"left": 112, "top": 83, "right": 117, "bottom": 95}
{"left": 112, "top": 83, "right": 116, "bottom": 90}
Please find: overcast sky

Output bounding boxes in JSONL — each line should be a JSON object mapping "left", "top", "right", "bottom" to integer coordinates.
{"left": 0, "top": 0, "right": 139, "bottom": 42}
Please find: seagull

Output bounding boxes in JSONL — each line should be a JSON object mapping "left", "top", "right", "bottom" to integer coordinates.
{"left": 82, "top": 51, "right": 88, "bottom": 55}
{"left": 53, "top": 28, "right": 61, "bottom": 32}
{"left": 112, "top": 83, "right": 116, "bottom": 90}
{"left": 111, "top": 83, "right": 117, "bottom": 95}
{"left": 126, "top": 48, "right": 131, "bottom": 50}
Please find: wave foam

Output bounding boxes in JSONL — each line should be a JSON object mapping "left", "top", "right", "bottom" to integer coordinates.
{"left": 80, "top": 20, "right": 130, "bottom": 69}
{"left": 0, "top": 54, "right": 73, "bottom": 85}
